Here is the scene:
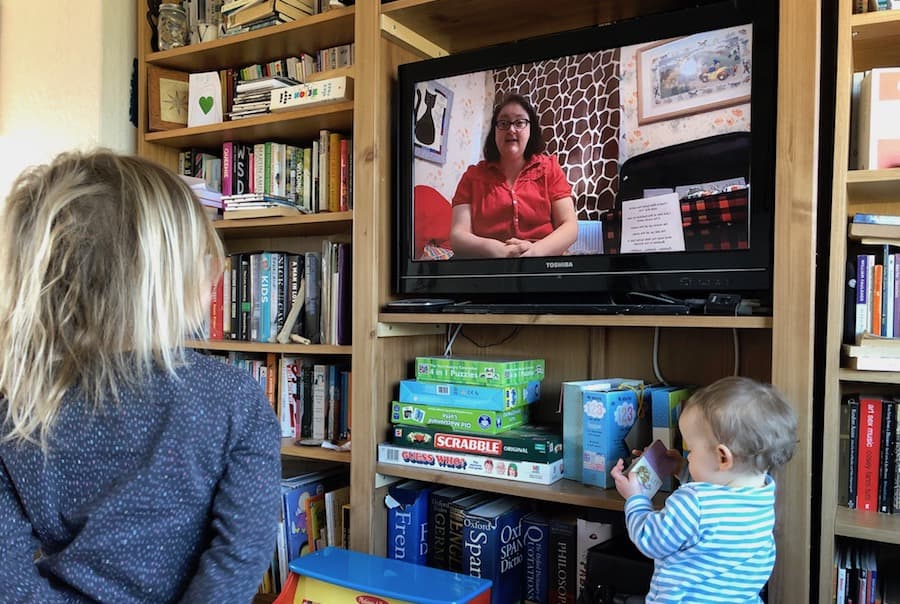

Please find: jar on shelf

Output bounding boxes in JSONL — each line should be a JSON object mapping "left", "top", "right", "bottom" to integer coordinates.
{"left": 158, "top": 1, "right": 188, "bottom": 51}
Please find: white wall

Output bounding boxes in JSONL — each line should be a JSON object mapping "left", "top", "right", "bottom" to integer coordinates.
{"left": 0, "top": 0, "right": 136, "bottom": 197}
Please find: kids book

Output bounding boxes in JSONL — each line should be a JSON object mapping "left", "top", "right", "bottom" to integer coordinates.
{"left": 624, "top": 439, "right": 681, "bottom": 499}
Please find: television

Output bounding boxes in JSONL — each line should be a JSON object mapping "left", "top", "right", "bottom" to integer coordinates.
{"left": 394, "top": 0, "right": 778, "bottom": 311}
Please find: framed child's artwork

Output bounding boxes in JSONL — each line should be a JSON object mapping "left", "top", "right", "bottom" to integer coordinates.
{"left": 636, "top": 24, "right": 752, "bottom": 125}
{"left": 413, "top": 80, "right": 453, "bottom": 165}
{"left": 147, "top": 65, "right": 189, "bottom": 131}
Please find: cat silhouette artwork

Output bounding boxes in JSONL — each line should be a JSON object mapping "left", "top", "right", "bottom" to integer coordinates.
{"left": 414, "top": 88, "right": 438, "bottom": 146}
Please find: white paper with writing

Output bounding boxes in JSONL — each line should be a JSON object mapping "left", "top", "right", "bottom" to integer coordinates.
{"left": 620, "top": 192, "right": 685, "bottom": 254}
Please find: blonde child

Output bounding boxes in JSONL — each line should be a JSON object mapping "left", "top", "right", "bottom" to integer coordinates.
{"left": 0, "top": 150, "right": 281, "bottom": 602}
{"left": 611, "top": 376, "right": 797, "bottom": 604}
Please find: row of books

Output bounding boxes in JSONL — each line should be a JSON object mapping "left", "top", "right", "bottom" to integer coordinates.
{"left": 209, "top": 242, "right": 350, "bottom": 346}
{"left": 841, "top": 395, "right": 900, "bottom": 514}
{"left": 279, "top": 357, "right": 350, "bottom": 442}
{"left": 218, "top": 131, "right": 353, "bottom": 215}
{"left": 386, "top": 480, "right": 621, "bottom": 604}
{"left": 832, "top": 541, "right": 897, "bottom": 604}
{"left": 852, "top": 0, "right": 900, "bottom": 14}
{"left": 260, "top": 466, "right": 350, "bottom": 595}
{"left": 177, "top": 149, "right": 222, "bottom": 195}
{"left": 222, "top": 0, "right": 351, "bottom": 35}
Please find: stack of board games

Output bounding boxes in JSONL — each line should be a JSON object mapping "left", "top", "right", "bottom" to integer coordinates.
{"left": 378, "top": 355, "right": 564, "bottom": 485}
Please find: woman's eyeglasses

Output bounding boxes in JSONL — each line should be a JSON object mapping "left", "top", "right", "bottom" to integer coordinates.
{"left": 495, "top": 119, "right": 530, "bottom": 131}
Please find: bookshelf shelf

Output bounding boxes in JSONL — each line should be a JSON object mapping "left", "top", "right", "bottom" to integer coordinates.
{"left": 185, "top": 340, "right": 352, "bottom": 355}
{"left": 378, "top": 312, "right": 772, "bottom": 329}
{"left": 375, "top": 464, "right": 668, "bottom": 511}
{"left": 851, "top": 9, "right": 900, "bottom": 72}
{"left": 379, "top": 0, "right": 693, "bottom": 55}
{"left": 145, "top": 7, "right": 355, "bottom": 72}
{"left": 846, "top": 168, "right": 900, "bottom": 203}
{"left": 214, "top": 211, "right": 352, "bottom": 238}
{"left": 834, "top": 506, "right": 900, "bottom": 545}
{"left": 144, "top": 101, "right": 354, "bottom": 148}
{"left": 838, "top": 368, "right": 900, "bottom": 383}
{"left": 281, "top": 438, "right": 351, "bottom": 464}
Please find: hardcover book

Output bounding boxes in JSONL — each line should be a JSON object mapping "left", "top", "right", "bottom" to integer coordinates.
{"left": 391, "top": 424, "right": 563, "bottom": 463}
{"left": 390, "top": 401, "right": 530, "bottom": 435}
{"left": 549, "top": 514, "right": 578, "bottom": 604}
{"left": 856, "top": 395, "right": 883, "bottom": 512}
{"left": 561, "top": 379, "right": 643, "bottom": 481}
{"left": 462, "top": 497, "right": 525, "bottom": 604}
{"left": 582, "top": 388, "right": 641, "bottom": 488}
{"left": 522, "top": 512, "right": 551, "bottom": 604}
{"left": 385, "top": 480, "right": 431, "bottom": 565}
{"left": 414, "top": 355, "right": 545, "bottom": 387}
{"left": 428, "top": 486, "right": 470, "bottom": 569}
{"left": 576, "top": 518, "right": 615, "bottom": 599}
{"left": 398, "top": 378, "right": 541, "bottom": 411}
{"left": 448, "top": 493, "right": 494, "bottom": 573}
{"left": 281, "top": 469, "right": 347, "bottom": 562}
{"left": 377, "top": 443, "right": 565, "bottom": 486}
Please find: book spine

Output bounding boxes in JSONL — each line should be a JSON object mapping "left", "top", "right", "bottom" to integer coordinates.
{"left": 258, "top": 252, "right": 271, "bottom": 343}
{"left": 235, "top": 143, "right": 251, "bottom": 195}
{"left": 549, "top": 520, "right": 577, "bottom": 604}
{"left": 222, "top": 141, "right": 234, "bottom": 196}
{"left": 339, "top": 137, "right": 350, "bottom": 211}
{"left": 303, "top": 251, "right": 321, "bottom": 344}
{"left": 879, "top": 400, "right": 896, "bottom": 513}
{"left": 249, "top": 253, "right": 261, "bottom": 342}
{"left": 894, "top": 397, "right": 900, "bottom": 513}
{"left": 387, "top": 487, "right": 429, "bottom": 565}
{"left": 522, "top": 515, "right": 550, "bottom": 604}
{"left": 848, "top": 398, "right": 859, "bottom": 509}
{"left": 428, "top": 491, "right": 456, "bottom": 569}
{"left": 856, "top": 254, "right": 869, "bottom": 340}
{"left": 328, "top": 132, "right": 342, "bottom": 212}
{"left": 312, "top": 364, "right": 327, "bottom": 441}
{"left": 872, "top": 263, "right": 883, "bottom": 336}
{"left": 341, "top": 503, "right": 351, "bottom": 550}
{"left": 885, "top": 249, "right": 895, "bottom": 338}
{"left": 229, "top": 254, "right": 240, "bottom": 340}
{"left": 318, "top": 130, "right": 330, "bottom": 212}
{"left": 856, "top": 396, "right": 882, "bottom": 512}
{"left": 301, "top": 363, "right": 314, "bottom": 439}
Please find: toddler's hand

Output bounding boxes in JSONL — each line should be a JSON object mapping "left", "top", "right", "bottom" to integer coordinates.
{"left": 610, "top": 458, "right": 642, "bottom": 500}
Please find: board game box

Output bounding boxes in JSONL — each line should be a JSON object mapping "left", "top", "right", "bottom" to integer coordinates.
{"left": 398, "top": 378, "right": 540, "bottom": 411}
{"left": 415, "top": 356, "right": 545, "bottom": 387}
{"left": 391, "top": 424, "right": 562, "bottom": 463}
{"left": 391, "top": 401, "right": 530, "bottom": 435}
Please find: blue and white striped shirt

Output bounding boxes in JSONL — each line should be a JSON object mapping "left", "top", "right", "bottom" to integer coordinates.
{"left": 624, "top": 475, "right": 776, "bottom": 604}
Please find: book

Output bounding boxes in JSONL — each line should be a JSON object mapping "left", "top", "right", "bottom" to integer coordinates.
{"left": 389, "top": 401, "right": 530, "bottom": 435}
{"left": 847, "top": 397, "right": 860, "bottom": 509}
{"left": 878, "top": 399, "right": 896, "bottom": 513}
{"left": 845, "top": 333, "right": 900, "bottom": 356}
{"left": 448, "top": 492, "right": 494, "bottom": 573}
{"left": 304, "top": 493, "right": 326, "bottom": 552}
{"left": 377, "top": 443, "right": 565, "bottom": 486}
{"left": 561, "top": 379, "right": 643, "bottom": 482}
{"left": 582, "top": 388, "right": 640, "bottom": 488}
{"left": 390, "top": 424, "right": 563, "bottom": 463}
{"left": 623, "top": 439, "right": 680, "bottom": 499}
{"left": 549, "top": 514, "right": 577, "bottom": 604}
{"left": 398, "top": 378, "right": 541, "bottom": 411}
{"left": 428, "top": 486, "right": 469, "bottom": 570}
{"left": 522, "top": 512, "right": 551, "bottom": 604}
{"left": 856, "top": 68, "right": 900, "bottom": 170}
{"left": 281, "top": 468, "right": 346, "bottom": 561}
{"left": 576, "top": 518, "right": 615, "bottom": 599}
{"left": 341, "top": 503, "right": 351, "bottom": 550}
{"left": 856, "top": 396, "right": 883, "bottom": 512}
{"left": 844, "top": 355, "right": 900, "bottom": 371}
{"left": 462, "top": 497, "right": 525, "bottom": 604}
{"left": 324, "top": 485, "right": 350, "bottom": 546}
{"left": 855, "top": 213, "right": 900, "bottom": 226}
{"left": 385, "top": 480, "right": 431, "bottom": 565}
{"left": 414, "top": 355, "right": 545, "bottom": 387}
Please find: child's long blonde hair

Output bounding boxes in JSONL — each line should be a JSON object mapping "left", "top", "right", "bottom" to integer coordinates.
{"left": 0, "top": 149, "right": 224, "bottom": 447}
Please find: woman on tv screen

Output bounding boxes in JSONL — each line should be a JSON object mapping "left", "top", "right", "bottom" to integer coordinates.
{"left": 449, "top": 94, "right": 578, "bottom": 258}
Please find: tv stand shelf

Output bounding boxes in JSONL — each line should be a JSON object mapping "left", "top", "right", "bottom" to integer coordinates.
{"left": 378, "top": 312, "right": 772, "bottom": 329}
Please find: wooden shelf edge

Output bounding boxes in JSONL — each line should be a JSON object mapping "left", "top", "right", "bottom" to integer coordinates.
{"left": 851, "top": 8, "right": 900, "bottom": 30}
{"left": 838, "top": 368, "right": 900, "bottom": 383}
{"left": 834, "top": 506, "right": 900, "bottom": 545}
{"left": 186, "top": 340, "right": 352, "bottom": 354}
{"left": 215, "top": 211, "right": 353, "bottom": 230}
{"left": 378, "top": 312, "right": 772, "bottom": 329}
{"left": 375, "top": 463, "right": 668, "bottom": 510}
{"left": 281, "top": 438, "right": 351, "bottom": 463}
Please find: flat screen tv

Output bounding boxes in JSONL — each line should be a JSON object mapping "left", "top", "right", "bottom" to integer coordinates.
{"left": 394, "top": 0, "right": 778, "bottom": 309}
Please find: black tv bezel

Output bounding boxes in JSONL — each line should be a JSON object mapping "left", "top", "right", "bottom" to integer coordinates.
{"left": 393, "top": 0, "right": 778, "bottom": 302}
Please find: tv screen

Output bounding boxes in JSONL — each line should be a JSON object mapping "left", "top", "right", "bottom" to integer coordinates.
{"left": 394, "top": 0, "right": 777, "bottom": 306}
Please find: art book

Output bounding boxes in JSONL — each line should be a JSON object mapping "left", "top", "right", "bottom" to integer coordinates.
{"left": 624, "top": 439, "right": 680, "bottom": 499}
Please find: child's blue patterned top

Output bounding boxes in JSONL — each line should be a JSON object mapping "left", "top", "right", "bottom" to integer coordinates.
{"left": 0, "top": 350, "right": 281, "bottom": 603}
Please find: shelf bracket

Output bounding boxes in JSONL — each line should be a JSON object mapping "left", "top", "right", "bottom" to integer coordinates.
{"left": 380, "top": 15, "right": 449, "bottom": 59}
{"left": 376, "top": 322, "right": 445, "bottom": 338}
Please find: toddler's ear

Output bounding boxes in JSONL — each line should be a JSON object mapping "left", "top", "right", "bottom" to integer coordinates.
{"left": 716, "top": 443, "right": 734, "bottom": 471}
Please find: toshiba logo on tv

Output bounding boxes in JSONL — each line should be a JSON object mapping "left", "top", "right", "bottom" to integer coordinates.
{"left": 545, "top": 261, "right": 573, "bottom": 269}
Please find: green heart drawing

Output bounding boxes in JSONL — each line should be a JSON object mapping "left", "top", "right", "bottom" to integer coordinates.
{"left": 198, "top": 96, "right": 214, "bottom": 114}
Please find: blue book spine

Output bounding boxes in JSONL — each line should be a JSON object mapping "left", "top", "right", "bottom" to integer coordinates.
{"left": 582, "top": 389, "right": 639, "bottom": 488}
{"left": 854, "top": 213, "right": 900, "bottom": 225}
{"left": 258, "top": 252, "right": 272, "bottom": 342}
{"left": 522, "top": 513, "right": 551, "bottom": 603}
{"left": 386, "top": 481, "right": 430, "bottom": 565}
{"left": 463, "top": 500, "right": 524, "bottom": 604}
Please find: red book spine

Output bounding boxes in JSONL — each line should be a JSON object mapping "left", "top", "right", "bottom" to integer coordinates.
{"left": 210, "top": 272, "right": 225, "bottom": 340}
{"left": 221, "top": 142, "right": 234, "bottom": 196}
{"left": 856, "top": 396, "right": 883, "bottom": 511}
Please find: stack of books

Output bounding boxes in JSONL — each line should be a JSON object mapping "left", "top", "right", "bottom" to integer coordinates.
{"left": 378, "top": 355, "right": 564, "bottom": 485}
{"left": 222, "top": 0, "right": 314, "bottom": 34}
{"left": 229, "top": 75, "right": 299, "bottom": 120}
{"left": 848, "top": 213, "right": 900, "bottom": 352}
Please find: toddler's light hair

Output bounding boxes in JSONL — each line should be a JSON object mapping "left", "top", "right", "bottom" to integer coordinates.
{"left": 0, "top": 149, "right": 224, "bottom": 448}
{"left": 686, "top": 376, "right": 797, "bottom": 473}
